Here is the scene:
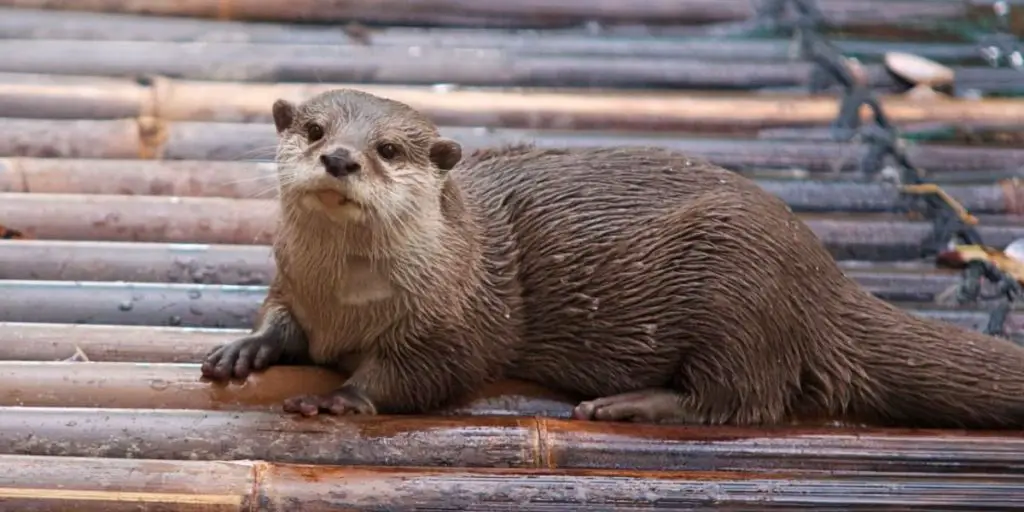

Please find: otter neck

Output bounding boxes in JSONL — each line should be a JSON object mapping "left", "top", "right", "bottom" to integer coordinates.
{"left": 274, "top": 186, "right": 479, "bottom": 299}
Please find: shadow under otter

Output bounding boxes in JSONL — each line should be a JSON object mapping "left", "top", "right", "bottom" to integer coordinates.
{"left": 201, "top": 88, "right": 1024, "bottom": 430}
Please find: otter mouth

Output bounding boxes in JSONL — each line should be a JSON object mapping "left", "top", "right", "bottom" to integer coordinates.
{"left": 312, "top": 189, "right": 360, "bottom": 208}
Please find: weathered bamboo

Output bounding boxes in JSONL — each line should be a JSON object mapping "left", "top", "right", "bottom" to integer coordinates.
{"left": 0, "top": 240, "right": 973, "bottom": 297}
{"left": 0, "top": 39, "right": 907, "bottom": 90}
{"left": 5, "top": 407, "right": 1024, "bottom": 474}
{"left": 3, "top": 118, "right": 1024, "bottom": 173}
{"left": 4, "top": 158, "right": 1024, "bottom": 215}
{"left": 0, "top": 360, "right": 575, "bottom": 415}
{"left": 0, "top": 7, "right": 995, "bottom": 65}
{"left": 0, "top": 240, "right": 274, "bottom": 284}
{"left": 3, "top": 454, "right": 1022, "bottom": 511}
{"left": 0, "top": 158, "right": 279, "bottom": 198}
{"left": 4, "top": 74, "right": 1024, "bottom": 132}
{"left": 5, "top": 193, "right": 1024, "bottom": 259}
{"left": 0, "top": 193, "right": 277, "bottom": 244}
{"left": 0, "top": 361, "right": 340, "bottom": 410}
{"left": 0, "top": 322, "right": 241, "bottom": 362}
{"left": 0, "top": 279, "right": 1016, "bottom": 332}
{"left": 0, "top": 0, "right": 982, "bottom": 28}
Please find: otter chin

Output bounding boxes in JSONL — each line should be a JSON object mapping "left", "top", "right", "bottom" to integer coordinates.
{"left": 202, "top": 87, "right": 1024, "bottom": 430}
{"left": 296, "top": 188, "right": 365, "bottom": 222}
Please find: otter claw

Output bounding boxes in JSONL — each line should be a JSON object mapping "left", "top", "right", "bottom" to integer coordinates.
{"left": 282, "top": 386, "right": 377, "bottom": 417}
{"left": 200, "top": 335, "right": 282, "bottom": 381}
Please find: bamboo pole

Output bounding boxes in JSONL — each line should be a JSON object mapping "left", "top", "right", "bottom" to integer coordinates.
{"left": 0, "top": 7, "right": 995, "bottom": 65}
{"left": 0, "top": 158, "right": 279, "bottom": 198}
{"left": 0, "top": 239, "right": 972, "bottom": 296}
{"left": 0, "top": 39, "right": 908, "bottom": 90}
{"left": 4, "top": 74, "right": 1024, "bottom": 132}
{"left": 4, "top": 407, "right": 1024, "bottom": 473}
{"left": 3, "top": 158, "right": 1023, "bottom": 215}
{"left": 0, "top": 240, "right": 275, "bottom": 285}
{"left": 0, "top": 0, "right": 980, "bottom": 28}
{"left": 2, "top": 454, "right": 1021, "bottom": 511}
{"left": 0, "top": 322, "right": 241, "bottom": 362}
{"left": 4, "top": 192, "right": 1024, "bottom": 258}
{"left": 0, "top": 360, "right": 574, "bottom": 415}
{"left": 0, "top": 279, "right": 1015, "bottom": 332}
{"left": 2, "top": 118, "right": 1023, "bottom": 173}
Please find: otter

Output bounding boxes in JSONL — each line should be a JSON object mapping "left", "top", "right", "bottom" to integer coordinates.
{"left": 201, "top": 88, "right": 1024, "bottom": 429}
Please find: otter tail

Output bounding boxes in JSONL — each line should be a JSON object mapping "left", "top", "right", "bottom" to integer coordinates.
{"left": 846, "top": 297, "right": 1024, "bottom": 429}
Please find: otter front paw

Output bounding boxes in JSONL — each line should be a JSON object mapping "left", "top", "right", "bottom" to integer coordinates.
{"left": 200, "top": 335, "right": 283, "bottom": 381}
{"left": 282, "top": 386, "right": 377, "bottom": 417}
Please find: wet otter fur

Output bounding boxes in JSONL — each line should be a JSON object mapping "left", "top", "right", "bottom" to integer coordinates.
{"left": 201, "top": 88, "right": 1024, "bottom": 429}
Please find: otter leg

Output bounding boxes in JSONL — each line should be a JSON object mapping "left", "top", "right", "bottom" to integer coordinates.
{"left": 572, "top": 388, "right": 703, "bottom": 424}
{"left": 282, "top": 385, "right": 376, "bottom": 417}
{"left": 280, "top": 328, "right": 495, "bottom": 417}
{"left": 201, "top": 305, "right": 309, "bottom": 381}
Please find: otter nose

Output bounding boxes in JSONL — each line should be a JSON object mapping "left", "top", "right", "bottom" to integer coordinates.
{"left": 320, "top": 149, "right": 361, "bottom": 177}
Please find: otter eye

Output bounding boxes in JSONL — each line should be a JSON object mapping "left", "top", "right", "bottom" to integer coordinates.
{"left": 377, "top": 143, "right": 398, "bottom": 160}
{"left": 305, "top": 123, "right": 324, "bottom": 143}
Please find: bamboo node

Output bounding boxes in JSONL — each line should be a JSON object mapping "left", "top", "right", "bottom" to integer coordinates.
{"left": 136, "top": 116, "right": 169, "bottom": 160}
{"left": 535, "top": 417, "right": 553, "bottom": 469}
{"left": 0, "top": 158, "right": 26, "bottom": 193}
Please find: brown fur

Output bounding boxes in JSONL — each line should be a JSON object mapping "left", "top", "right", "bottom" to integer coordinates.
{"left": 202, "top": 88, "right": 1024, "bottom": 429}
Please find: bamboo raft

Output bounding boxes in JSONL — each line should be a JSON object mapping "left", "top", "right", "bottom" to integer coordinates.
{"left": 2, "top": 2, "right": 1024, "bottom": 510}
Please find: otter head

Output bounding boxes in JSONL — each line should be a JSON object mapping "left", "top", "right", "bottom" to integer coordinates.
{"left": 271, "top": 89, "right": 462, "bottom": 226}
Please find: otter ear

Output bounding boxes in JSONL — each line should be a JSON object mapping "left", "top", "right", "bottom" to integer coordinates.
{"left": 429, "top": 138, "right": 462, "bottom": 173}
{"left": 272, "top": 99, "right": 296, "bottom": 134}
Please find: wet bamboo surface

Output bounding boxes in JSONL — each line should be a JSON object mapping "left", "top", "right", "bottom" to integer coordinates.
{"left": 3, "top": 158, "right": 1023, "bottom": 214}
{"left": 0, "top": 0, "right": 989, "bottom": 28}
{"left": 0, "top": 360, "right": 577, "bottom": 415}
{"left": 2, "top": 455, "right": 1021, "bottom": 511}
{"left": 0, "top": 279, "right": 1017, "bottom": 334}
{"left": 4, "top": 73, "right": 1024, "bottom": 132}
{"left": 0, "top": 7, "right": 1000, "bottom": 65}
{"left": 3, "top": 118, "right": 1024, "bottom": 172}
{"left": 6, "top": 406, "right": 1024, "bottom": 473}
{"left": 4, "top": 192, "right": 1024, "bottom": 261}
